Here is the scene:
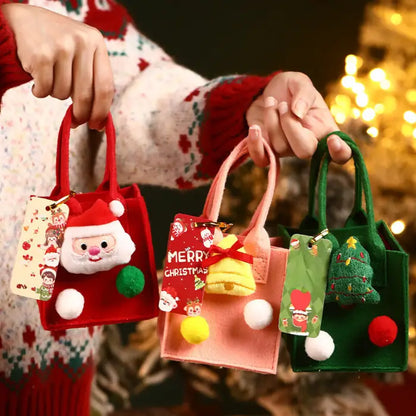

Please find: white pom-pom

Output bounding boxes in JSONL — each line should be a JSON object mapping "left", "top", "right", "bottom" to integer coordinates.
{"left": 109, "top": 199, "right": 125, "bottom": 217}
{"left": 244, "top": 299, "right": 273, "bottom": 330}
{"left": 305, "top": 330, "right": 335, "bottom": 361}
{"left": 55, "top": 288, "right": 85, "bottom": 320}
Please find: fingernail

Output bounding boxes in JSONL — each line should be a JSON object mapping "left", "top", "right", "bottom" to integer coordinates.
{"left": 249, "top": 125, "right": 261, "bottom": 138}
{"left": 329, "top": 135, "right": 341, "bottom": 151}
{"left": 264, "top": 96, "right": 277, "bottom": 108}
{"left": 278, "top": 102, "right": 289, "bottom": 115}
{"left": 293, "top": 99, "right": 307, "bottom": 119}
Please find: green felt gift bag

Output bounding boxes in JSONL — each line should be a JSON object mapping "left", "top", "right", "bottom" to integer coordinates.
{"left": 279, "top": 131, "right": 409, "bottom": 372}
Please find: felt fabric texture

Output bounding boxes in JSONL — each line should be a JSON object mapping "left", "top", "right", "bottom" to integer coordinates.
{"left": 326, "top": 235, "right": 380, "bottom": 305}
{"left": 38, "top": 107, "right": 159, "bottom": 330}
{"left": 159, "top": 137, "right": 288, "bottom": 374}
{"left": 204, "top": 234, "right": 256, "bottom": 296}
{"left": 0, "top": 1, "right": 275, "bottom": 413}
{"left": 279, "top": 132, "right": 409, "bottom": 372}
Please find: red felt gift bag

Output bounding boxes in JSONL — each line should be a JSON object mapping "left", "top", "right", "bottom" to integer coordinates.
{"left": 38, "top": 106, "right": 159, "bottom": 330}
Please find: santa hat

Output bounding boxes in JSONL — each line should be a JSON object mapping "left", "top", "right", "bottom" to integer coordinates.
{"left": 64, "top": 199, "right": 126, "bottom": 240}
{"left": 45, "top": 246, "right": 58, "bottom": 255}
{"left": 162, "top": 286, "right": 179, "bottom": 300}
{"left": 40, "top": 265, "right": 56, "bottom": 276}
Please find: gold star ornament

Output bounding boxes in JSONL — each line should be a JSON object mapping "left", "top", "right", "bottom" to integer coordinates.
{"left": 347, "top": 236, "right": 357, "bottom": 249}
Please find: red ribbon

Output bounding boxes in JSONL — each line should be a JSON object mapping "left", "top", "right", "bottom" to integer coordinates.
{"left": 202, "top": 239, "right": 253, "bottom": 267}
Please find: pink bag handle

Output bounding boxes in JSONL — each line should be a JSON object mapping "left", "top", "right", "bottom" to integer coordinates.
{"left": 50, "top": 105, "right": 120, "bottom": 199}
{"left": 202, "top": 133, "right": 279, "bottom": 283}
{"left": 202, "top": 135, "right": 278, "bottom": 230}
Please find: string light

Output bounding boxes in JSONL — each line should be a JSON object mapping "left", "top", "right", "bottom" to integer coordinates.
{"left": 404, "top": 110, "right": 416, "bottom": 124}
{"left": 412, "top": 128, "right": 416, "bottom": 139}
{"left": 369, "top": 68, "right": 386, "bottom": 82}
{"left": 401, "top": 124, "right": 413, "bottom": 137}
{"left": 367, "top": 127, "right": 379, "bottom": 137}
{"left": 391, "top": 220, "right": 405, "bottom": 234}
{"left": 406, "top": 89, "right": 416, "bottom": 103}
{"left": 335, "top": 113, "right": 346, "bottom": 124}
{"left": 352, "top": 108, "right": 361, "bottom": 119}
{"left": 356, "top": 93, "right": 369, "bottom": 107}
{"left": 362, "top": 108, "right": 376, "bottom": 121}
{"left": 352, "top": 82, "right": 365, "bottom": 94}
{"left": 390, "top": 13, "right": 402, "bottom": 25}
{"left": 374, "top": 103, "right": 385, "bottom": 114}
{"left": 335, "top": 94, "right": 351, "bottom": 107}
{"left": 341, "top": 75, "right": 356, "bottom": 88}
{"left": 380, "top": 79, "right": 391, "bottom": 90}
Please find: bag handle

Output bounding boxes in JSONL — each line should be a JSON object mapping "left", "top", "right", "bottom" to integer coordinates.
{"left": 202, "top": 133, "right": 279, "bottom": 284}
{"left": 202, "top": 136, "right": 279, "bottom": 233}
{"left": 301, "top": 131, "right": 364, "bottom": 229}
{"left": 50, "top": 105, "right": 119, "bottom": 199}
{"left": 316, "top": 133, "right": 386, "bottom": 285}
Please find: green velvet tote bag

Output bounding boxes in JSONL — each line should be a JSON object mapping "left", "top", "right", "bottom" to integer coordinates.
{"left": 278, "top": 131, "right": 409, "bottom": 372}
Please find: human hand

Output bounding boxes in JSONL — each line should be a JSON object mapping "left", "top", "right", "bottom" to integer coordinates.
{"left": 1, "top": 3, "right": 114, "bottom": 130}
{"left": 246, "top": 71, "right": 352, "bottom": 166}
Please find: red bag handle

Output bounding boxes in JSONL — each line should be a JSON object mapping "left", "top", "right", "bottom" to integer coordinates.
{"left": 50, "top": 105, "right": 119, "bottom": 199}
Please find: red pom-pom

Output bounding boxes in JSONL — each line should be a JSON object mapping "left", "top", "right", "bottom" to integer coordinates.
{"left": 368, "top": 315, "right": 398, "bottom": 347}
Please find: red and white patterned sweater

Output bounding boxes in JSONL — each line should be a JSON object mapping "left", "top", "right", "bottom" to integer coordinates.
{"left": 0, "top": 1, "right": 273, "bottom": 415}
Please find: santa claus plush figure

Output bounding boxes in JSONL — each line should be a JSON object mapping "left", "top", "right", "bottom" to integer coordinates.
{"left": 60, "top": 199, "right": 136, "bottom": 274}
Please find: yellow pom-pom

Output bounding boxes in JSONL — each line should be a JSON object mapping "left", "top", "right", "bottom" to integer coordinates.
{"left": 180, "top": 316, "right": 210, "bottom": 344}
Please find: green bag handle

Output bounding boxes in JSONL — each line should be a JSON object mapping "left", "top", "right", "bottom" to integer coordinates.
{"left": 316, "top": 132, "right": 386, "bottom": 286}
{"left": 301, "top": 131, "right": 365, "bottom": 229}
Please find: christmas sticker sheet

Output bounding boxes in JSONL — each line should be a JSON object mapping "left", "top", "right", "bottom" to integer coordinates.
{"left": 160, "top": 214, "right": 214, "bottom": 316}
{"left": 10, "top": 197, "right": 68, "bottom": 301}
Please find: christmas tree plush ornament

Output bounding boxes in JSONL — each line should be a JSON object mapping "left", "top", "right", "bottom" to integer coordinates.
{"left": 326, "top": 236, "right": 380, "bottom": 306}
{"left": 203, "top": 234, "right": 255, "bottom": 296}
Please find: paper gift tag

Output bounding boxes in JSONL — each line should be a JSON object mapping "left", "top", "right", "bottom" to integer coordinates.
{"left": 160, "top": 214, "right": 215, "bottom": 316}
{"left": 279, "top": 233, "right": 332, "bottom": 337}
{"left": 10, "top": 196, "right": 69, "bottom": 301}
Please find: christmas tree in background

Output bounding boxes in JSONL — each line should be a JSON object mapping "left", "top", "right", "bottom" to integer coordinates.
{"left": 326, "top": 236, "right": 380, "bottom": 305}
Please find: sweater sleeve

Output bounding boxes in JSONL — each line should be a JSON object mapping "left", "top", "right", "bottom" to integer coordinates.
{"left": 99, "top": 62, "right": 274, "bottom": 189}
{"left": 0, "top": 1, "right": 32, "bottom": 100}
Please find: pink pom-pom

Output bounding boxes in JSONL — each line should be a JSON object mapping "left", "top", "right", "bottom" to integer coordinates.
{"left": 368, "top": 315, "right": 398, "bottom": 347}
{"left": 109, "top": 199, "right": 125, "bottom": 217}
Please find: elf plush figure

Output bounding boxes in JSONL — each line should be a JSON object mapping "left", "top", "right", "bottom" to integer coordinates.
{"left": 60, "top": 199, "right": 136, "bottom": 274}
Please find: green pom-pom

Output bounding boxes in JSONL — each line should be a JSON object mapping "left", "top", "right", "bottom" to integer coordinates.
{"left": 116, "top": 266, "right": 145, "bottom": 298}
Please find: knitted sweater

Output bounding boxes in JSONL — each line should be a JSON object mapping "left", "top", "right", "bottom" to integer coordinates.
{"left": 0, "top": 1, "right": 273, "bottom": 415}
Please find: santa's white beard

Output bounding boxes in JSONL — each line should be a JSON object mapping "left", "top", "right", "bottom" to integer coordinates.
{"left": 60, "top": 225, "right": 136, "bottom": 275}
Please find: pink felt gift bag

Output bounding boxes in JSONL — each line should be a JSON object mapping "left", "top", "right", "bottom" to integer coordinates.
{"left": 159, "top": 136, "right": 288, "bottom": 374}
